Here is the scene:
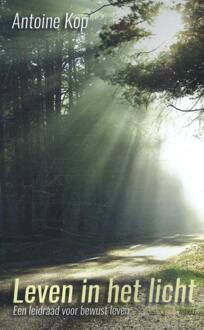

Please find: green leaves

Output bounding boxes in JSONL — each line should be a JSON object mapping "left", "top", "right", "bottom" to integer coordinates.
{"left": 99, "top": 0, "right": 161, "bottom": 51}
{"left": 111, "top": 0, "right": 204, "bottom": 102}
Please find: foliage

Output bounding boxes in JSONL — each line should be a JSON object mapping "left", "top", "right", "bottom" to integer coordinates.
{"left": 99, "top": 0, "right": 161, "bottom": 50}
{"left": 155, "top": 243, "right": 204, "bottom": 286}
{"left": 112, "top": 0, "right": 204, "bottom": 102}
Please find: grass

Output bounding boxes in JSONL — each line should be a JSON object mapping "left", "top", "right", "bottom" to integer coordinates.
{"left": 153, "top": 243, "right": 204, "bottom": 286}
{"left": 146, "top": 243, "right": 204, "bottom": 317}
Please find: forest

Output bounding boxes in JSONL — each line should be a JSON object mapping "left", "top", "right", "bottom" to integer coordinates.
{"left": 0, "top": 0, "right": 203, "bottom": 261}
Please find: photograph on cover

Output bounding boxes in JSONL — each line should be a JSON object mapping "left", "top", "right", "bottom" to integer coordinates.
{"left": 0, "top": 0, "right": 204, "bottom": 329}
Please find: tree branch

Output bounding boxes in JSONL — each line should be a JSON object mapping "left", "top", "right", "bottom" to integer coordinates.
{"left": 168, "top": 104, "right": 204, "bottom": 113}
{"left": 134, "top": 41, "right": 166, "bottom": 57}
{"left": 84, "top": 2, "right": 121, "bottom": 17}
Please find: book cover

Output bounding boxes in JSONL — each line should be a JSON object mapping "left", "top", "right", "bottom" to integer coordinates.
{"left": 0, "top": 0, "right": 203, "bottom": 329}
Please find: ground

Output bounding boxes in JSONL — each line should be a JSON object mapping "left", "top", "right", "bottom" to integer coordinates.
{"left": 0, "top": 234, "right": 204, "bottom": 329}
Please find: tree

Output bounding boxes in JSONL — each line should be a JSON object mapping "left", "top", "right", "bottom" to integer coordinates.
{"left": 97, "top": 0, "right": 161, "bottom": 50}
{"left": 0, "top": 0, "right": 101, "bottom": 237}
{"left": 111, "top": 0, "right": 204, "bottom": 110}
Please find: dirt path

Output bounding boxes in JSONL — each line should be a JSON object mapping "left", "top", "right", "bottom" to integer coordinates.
{"left": 0, "top": 234, "right": 204, "bottom": 329}
{"left": 1, "top": 234, "right": 204, "bottom": 291}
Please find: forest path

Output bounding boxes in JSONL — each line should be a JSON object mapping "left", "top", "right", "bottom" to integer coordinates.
{"left": 1, "top": 234, "right": 204, "bottom": 329}
{"left": 1, "top": 233, "right": 204, "bottom": 292}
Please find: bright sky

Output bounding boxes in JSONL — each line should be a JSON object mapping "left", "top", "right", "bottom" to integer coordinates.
{"left": 137, "top": 8, "right": 183, "bottom": 55}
